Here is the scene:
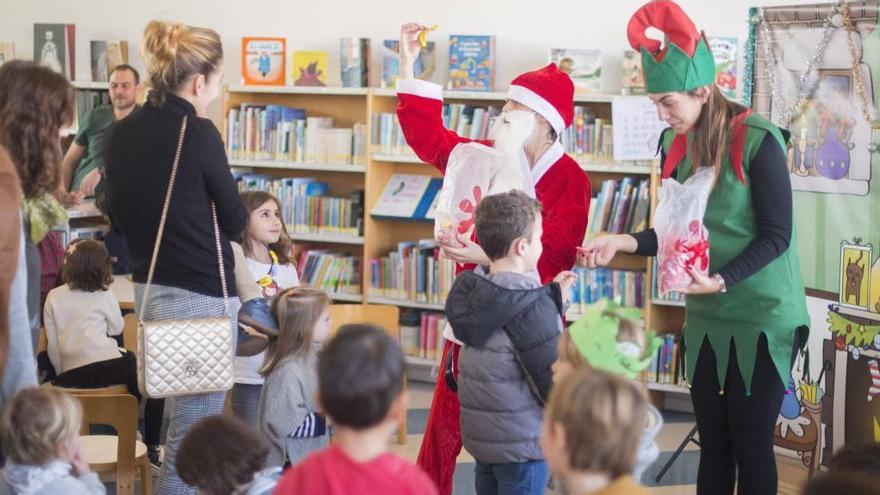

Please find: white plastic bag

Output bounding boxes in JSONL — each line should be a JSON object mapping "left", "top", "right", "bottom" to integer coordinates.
{"left": 654, "top": 166, "right": 714, "bottom": 295}
{"left": 433, "top": 142, "right": 535, "bottom": 246}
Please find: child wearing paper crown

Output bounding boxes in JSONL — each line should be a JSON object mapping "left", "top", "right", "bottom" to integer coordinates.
{"left": 550, "top": 299, "right": 663, "bottom": 489}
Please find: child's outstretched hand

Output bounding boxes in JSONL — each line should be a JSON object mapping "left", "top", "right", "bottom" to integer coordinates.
{"left": 553, "top": 271, "right": 578, "bottom": 303}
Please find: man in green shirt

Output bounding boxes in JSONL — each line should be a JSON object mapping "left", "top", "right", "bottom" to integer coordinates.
{"left": 58, "top": 64, "right": 140, "bottom": 205}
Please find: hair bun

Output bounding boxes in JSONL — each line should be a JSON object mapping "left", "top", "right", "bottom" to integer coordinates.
{"left": 143, "top": 19, "right": 187, "bottom": 63}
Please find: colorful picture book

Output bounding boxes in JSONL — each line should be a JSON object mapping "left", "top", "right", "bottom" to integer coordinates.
{"left": 381, "top": 39, "right": 436, "bottom": 88}
{"left": 621, "top": 50, "right": 645, "bottom": 95}
{"left": 551, "top": 48, "right": 601, "bottom": 94}
{"left": 34, "top": 24, "right": 75, "bottom": 79}
{"left": 399, "top": 310, "right": 447, "bottom": 361}
{"left": 708, "top": 37, "right": 738, "bottom": 100}
{"left": 587, "top": 178, "right": 651, "bottom": 235}
{"left": 0, "top": 43, "right": 15, "bottom": 66}
{"left": 370, "top": 174, "right": 442, "bottom": 221}
{"left": 292, "top": 50, "right": 328, "bottom": 86}
{"left": 447, "top": 35, "right": 495, "bottom": 91}
{"left": 369, "top": 239, "right": 456, "bottom": 305}
{"left": 340, "top": 38, "right": 370, "bottom": 88}
{"left": 90, "top": 40, "right": 128, "bottom": 82}
{"left": 241, "top": 37, "right": 286, "bottom": 86}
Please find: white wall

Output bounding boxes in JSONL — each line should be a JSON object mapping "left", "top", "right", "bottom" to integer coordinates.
{"left": 1, "top": 0, "right": 796, "bottom": 112}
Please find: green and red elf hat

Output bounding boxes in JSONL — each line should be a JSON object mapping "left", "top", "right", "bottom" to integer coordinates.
{"left": 628, "top": 0, "right": 752, "bottom": 184}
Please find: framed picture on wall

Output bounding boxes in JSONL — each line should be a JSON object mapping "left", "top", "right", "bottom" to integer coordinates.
{"left": 839, "top": 240, "right": 872, "bottom": 311}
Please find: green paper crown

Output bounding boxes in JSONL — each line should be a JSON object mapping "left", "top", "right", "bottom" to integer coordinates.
{"left": 641, "top": 37, "right": 716, "bottom": 93}
{"left": 568, "top": 298, "right": 662, "bottom": 380}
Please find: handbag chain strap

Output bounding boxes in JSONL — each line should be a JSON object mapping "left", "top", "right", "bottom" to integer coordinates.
{"left": 140, "top": 116, "right": 230, "bottom": 324}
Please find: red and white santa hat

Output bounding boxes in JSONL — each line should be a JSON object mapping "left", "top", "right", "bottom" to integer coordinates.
{"left": 506, "top": 63, "right": 574, "bottom": 135}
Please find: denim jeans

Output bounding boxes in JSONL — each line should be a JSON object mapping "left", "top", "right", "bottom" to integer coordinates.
{"left": 474, "top": 460, "right": 548, "bottom": 495}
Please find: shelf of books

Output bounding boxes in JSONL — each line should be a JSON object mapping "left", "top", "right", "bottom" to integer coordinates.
{"left": 72, "top": 81, "right": 110, "bottom": 91}
{"left": 639, "top": 332, "right": 690, "bottom": 395}
{"left": 223, "top": 84, "right": 370, "bottom": 307}
{"left": 63, "top": 81, "right": 111, "bottom": 136}
{"left": 229, "top": 159, "right": 366, "bottom": 173}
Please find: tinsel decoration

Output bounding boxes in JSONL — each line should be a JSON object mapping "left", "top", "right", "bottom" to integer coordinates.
{"left": 743, "top": 7, "right": 759, "bottom": 108}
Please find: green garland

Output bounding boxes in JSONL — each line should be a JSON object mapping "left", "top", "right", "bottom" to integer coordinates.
{"left": 827, "top": 309, "right": 880, "bottom": 348}
{"left": 743, "top": 7, "right": 758, "bottom": 108}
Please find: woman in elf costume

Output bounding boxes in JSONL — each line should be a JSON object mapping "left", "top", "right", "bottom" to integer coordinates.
{"left": 582, "top": 2, "right": 809, "bottom": 494}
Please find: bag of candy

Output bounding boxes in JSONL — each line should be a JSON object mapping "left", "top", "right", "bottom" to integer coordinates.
{"left": 433, "top": 141, "right": 534, "bottom": 247}
{"left": 654, "top": 166, "right": 714, "bottom": 294}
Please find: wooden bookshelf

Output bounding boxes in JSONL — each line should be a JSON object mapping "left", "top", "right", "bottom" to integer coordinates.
{"left": 72, "top": 81, "right": 110, "bottom": 90}
{"left": 229, "top": 159, "right": 366, "bottom": 173}
{"left": 327, "top": 292, "right": 363, "bottom": 303}
{"left": 288, "top": 232, "right": 364, "bottom": 245}
{"left": 367, "top": 296, "right": 444, "bottom": 312}
{"left": 645, "top": 382, "right": 690, "bottom": 395}
{"left": 221, "top": 85, "right": 685, "bottom": 384}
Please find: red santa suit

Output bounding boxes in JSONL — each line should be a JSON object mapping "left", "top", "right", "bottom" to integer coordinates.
{"left": 396, "top": 63, "right": 591, "bottom": 495}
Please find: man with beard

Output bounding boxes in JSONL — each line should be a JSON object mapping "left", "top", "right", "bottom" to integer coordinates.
{"left": 58, "top": 64, "right": 140, "bottom": 204}
{"left": 395, "top": 22, "right": 591, "bottom": 495}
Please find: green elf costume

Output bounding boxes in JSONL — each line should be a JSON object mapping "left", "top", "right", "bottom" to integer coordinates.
{"left": 624, "top": 2, "right": 809, "bottom": 494}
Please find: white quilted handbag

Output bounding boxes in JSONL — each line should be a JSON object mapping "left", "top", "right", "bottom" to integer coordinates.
{"left": 137, "top": 116, "right": 235, "bottom": 398}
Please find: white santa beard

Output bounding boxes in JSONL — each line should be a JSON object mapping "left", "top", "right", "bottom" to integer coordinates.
{"left": 488, "top": 111, "right": 537, "bottom": 194}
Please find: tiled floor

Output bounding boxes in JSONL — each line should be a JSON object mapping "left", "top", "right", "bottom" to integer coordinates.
{"left": 392, "top": 381, "right": 813, "bottom": 495}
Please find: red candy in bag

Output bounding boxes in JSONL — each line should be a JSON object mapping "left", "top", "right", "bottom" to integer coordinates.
{"left": 654, "top": 167, "right": 714, "bottom": 294}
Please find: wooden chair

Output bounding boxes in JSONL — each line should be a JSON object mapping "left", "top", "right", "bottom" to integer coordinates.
{"left": 328, "top": 304, "right": 406, "bottom": 444}
{"left": 73, "top": 393, "right": 152, "bottom": 495}
{"left": 43, "top": 382, "right": 129, "bottom": 395}
{"left": 122, "top": 313, "right": 138, "bottom": 353}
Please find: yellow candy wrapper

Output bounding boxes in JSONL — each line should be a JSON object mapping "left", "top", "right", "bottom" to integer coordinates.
{"left": 419, "top": 24, "right": 438, "bottom": 48}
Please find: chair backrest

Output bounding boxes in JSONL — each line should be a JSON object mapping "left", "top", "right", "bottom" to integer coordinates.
{"left": 74, "top": 393, "right": 138, "bottom": 492}
{"left": 328, "top": 304, "right": 400, "bottom": 339}
{"left": 122, "top": 313, "right": 138, "bottom": 354}
{"left": 42, "top": 382, "right": 129, "bottom": 395}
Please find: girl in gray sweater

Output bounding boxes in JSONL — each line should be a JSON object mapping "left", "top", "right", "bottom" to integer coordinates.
{"left": 257, "top": 288, "right": 332, "bottom": 467}
{"left": 0, "top": 387, "right": 105, "bottom": 495}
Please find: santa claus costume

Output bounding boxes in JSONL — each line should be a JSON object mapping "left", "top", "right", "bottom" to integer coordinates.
{"left": 397, "top": 63, "right": 591, "bottom": 494}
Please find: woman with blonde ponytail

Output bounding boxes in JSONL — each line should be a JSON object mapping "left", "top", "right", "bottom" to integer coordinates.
{"left": 104, "top": 19, "right": 247, "bottom": 495}
{"left": 582, "top": 3, "right": 809, "bottom": 495}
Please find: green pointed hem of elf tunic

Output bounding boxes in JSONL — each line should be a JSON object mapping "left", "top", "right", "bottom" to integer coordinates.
{"left": 661, "top": 113, "right": 809, "bottom": 394}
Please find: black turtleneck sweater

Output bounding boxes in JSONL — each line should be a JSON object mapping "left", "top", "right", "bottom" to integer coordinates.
{"left": 105, "top": 93, "right": 246, "bottom": 297}
{"left": 631, "top": 132, "right": 793, "bottom": 289}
